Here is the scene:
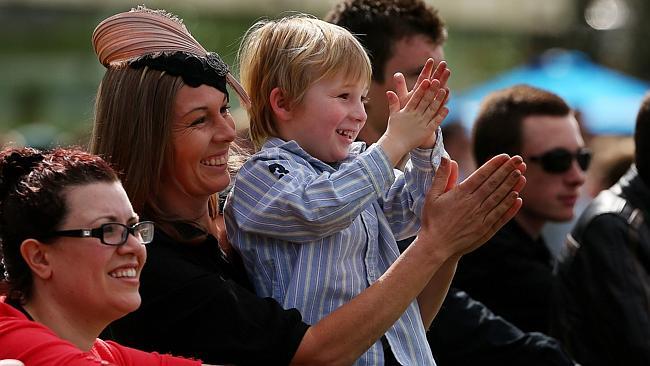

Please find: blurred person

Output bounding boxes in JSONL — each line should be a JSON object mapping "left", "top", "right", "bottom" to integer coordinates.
{"left": 0, "top": 147, "right": 205, "bottom": 365}
{"left": 553, "top": 92, "right": 650, "bottom": 366}
{"left": 441, "top": 122, "right": 476, "bottom": 180}
{"left": 91, "top": 7, "right": 525, "bottom": 365}
{"left": 328, "top": 2, "right": 575, "bottom": 365}
{"left": 597, "top": 154, "right": 634, "bottom": 192}
{"left": 454, "top": 84, "right": 589, "bottom": 333}
{"left": 583, "top": 135, "right": 635, "bottom": 198}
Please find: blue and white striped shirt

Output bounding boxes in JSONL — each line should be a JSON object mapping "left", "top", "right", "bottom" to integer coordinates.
{"left": 225, "top": 134, "right": 445, "bottom": 365}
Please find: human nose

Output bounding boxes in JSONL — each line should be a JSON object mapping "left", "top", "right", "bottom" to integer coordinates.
{"left": 117, "top": 230, "right": 146, "bottom": 256}
{"left": 213, "top": 115, "right": 237, "bottom": 143}
{"left": 352, "top": 101, "right": 367, "bottom": 123}
{"left": 564, "top": 159, "right": 586, "bottom": 186}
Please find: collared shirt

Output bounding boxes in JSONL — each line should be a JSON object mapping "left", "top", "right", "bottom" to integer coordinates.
{"left": 225, "top": 134, "right": 445, "bottom": 366}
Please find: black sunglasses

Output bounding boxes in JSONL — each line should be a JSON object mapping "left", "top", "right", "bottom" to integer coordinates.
{"left": 53, "top": 221, "right": 155, "bottom": 246}
{"left": 528, "top": 147, "right": 592, "bottom": 174}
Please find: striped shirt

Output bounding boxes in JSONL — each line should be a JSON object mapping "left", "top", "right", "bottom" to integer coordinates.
{"left": 225, "top": 134, "right": 445, "bottom": 365}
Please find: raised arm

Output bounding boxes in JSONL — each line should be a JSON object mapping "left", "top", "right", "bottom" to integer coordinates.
{"left": 226, "top": 144, "right": 397, "bottom": 242}
{"left": 291, "top": 154, "right": 525, "bottom": 365}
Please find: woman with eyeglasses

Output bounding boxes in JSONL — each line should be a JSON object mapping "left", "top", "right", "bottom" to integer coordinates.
{"left": 0, "top": 147, "right": 211, "bottom": 365}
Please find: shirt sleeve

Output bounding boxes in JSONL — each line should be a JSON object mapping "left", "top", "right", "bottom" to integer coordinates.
{"left": 380, "top": 127, "right": 447, "bottom": 240}
{"left": 226, "top": 144, "right": 395, "bottom": 242}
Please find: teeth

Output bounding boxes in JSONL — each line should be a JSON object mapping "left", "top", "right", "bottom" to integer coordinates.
{"left": 109, "top": 268, "right": 137, "bottom": 278}
{"left": 201, "top": 154, "right": 228, "bottom": 166}
{"left": 336, "top": 129, "right": 354, "bottom": 139}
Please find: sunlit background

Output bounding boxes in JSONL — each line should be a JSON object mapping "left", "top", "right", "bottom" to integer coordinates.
{"left": 1, "top": 0, "right": 648, "bottom": 148}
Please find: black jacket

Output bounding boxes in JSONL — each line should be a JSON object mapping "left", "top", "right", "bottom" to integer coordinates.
{"left": 396, "top": 238, "right": 574, "bottom": 365}
{"left": 429, "top": 288, "right": 575, "bottom": 366}
{"left": 452, "top": 220, "right": 555, "bottom": 333}
{"left": 553, "top": 166, "right": 650, "bottom": 366}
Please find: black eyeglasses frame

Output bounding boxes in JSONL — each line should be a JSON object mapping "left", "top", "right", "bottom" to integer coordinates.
{"left": 52, "top": 221, "right": 155, "bottom": 246}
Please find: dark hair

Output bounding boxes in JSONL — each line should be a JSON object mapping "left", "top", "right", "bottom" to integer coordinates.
{"left": 472, "top": 84, "right": 571, "bottom": 166}
{"left": 0, "top": 147, "right": 118, "bottom": 302}
{"left": 325, "top": 0, "right": 446, "bottom": 83}
{"left": 635, "top": 92, "right": 650, "bottom": 184}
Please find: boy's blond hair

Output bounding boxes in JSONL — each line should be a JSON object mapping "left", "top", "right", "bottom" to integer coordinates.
{"left": 238, "top": 14, "right": 372, "bottom": 149}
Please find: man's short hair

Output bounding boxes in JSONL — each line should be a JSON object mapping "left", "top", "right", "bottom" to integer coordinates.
{"left": 472, "top": 84, "right": 571, "bottom": 165}
{"left": 325, "top": 0, "right": 446, "bottom": 83}
{"left": 635, "top": 92, "right": 650, "bottom": 184}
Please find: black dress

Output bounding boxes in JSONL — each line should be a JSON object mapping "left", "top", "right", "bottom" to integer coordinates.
{"left": 107, "top": 228, "right": 309, "bottom": 365}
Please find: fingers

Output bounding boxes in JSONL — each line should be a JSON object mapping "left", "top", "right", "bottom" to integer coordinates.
{"left": 426, "top": 157, "right": 452, "bottom": 202}
{"left": 423, "top": 89, "right": 448, "bottom": 127}
{"left": 478, "top": 169, "right": 524, "bottom": 214}
{"left": 459, "top": 154, "right": 511, "bottom": 194}
{"left": 477, "top": 193, "right": 523, "bottom": 245}
{"left": 415, "top": 58, "right": 436, "bottom": 89}
{"left": 434, "top": 62, "right": 450, "bottom": 90}
{"left": 444, "top": 159, "right": 459, "bottom": 193}
{"left": 428, "top": 107, "right": 449, "bottom": 131}
{"left": 512, "top": 169, "right": 527, "bottom": 193}
{"left": 474, "top": 155, "right": 523, "bottom": 195}
{"left": 403, "top": 79, "right": 432, "bottom": 111}
{"left": 442, "top": 87, "right": 451, "bottom": 106}
{"left": 430, "top": 60, "right": 446, "bottom": 82}
{"left": 393, "top": 72, "right": 409, "bottom": 105}
{"left": 386, "top": 91, "right": 401, "bottom": 116}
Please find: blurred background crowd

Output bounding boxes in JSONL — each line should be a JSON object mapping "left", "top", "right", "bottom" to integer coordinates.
{"left": 2, "top": 0, "right": 649, "bottom": 143}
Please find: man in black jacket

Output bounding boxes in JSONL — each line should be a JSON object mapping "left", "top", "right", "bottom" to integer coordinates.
{"left": 326, "top": 2, "right": 575, "bottom": 365}
{"left": 452, "top": 85, "right": 589, "bottom": 335}
{"left": 554, "top": 92, "right": 650, "bottom": 366}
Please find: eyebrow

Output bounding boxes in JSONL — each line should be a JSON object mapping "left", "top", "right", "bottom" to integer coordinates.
{"left": 182, "top": 106, "right": 208, "bottom": 118}
{"left": 90, "top": 214, "right": 139, "bottom": 226}
{"left": 181, "top": 94, "right": 228, "bottom": 117}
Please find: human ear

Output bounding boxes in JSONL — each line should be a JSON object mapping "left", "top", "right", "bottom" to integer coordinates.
{"left": 20, "top": 239, "right": 53, "bottom": 280}
{"left": 269, "top": 87, "right": 292, "bottom": 121}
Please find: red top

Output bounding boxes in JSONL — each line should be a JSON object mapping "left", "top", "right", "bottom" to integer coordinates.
{"left": 0, "top": 298, "right": 201, "bottom": 366}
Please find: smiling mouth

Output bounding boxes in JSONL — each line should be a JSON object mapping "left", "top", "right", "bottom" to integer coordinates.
{"left": 200, "top": 154, "right": 228, "bottom": 166}
{"left": 109, "top": 268, "right": 137, "bottom": 279}
{"left": 336, "top": 129, "right": 355, "bottom": 140}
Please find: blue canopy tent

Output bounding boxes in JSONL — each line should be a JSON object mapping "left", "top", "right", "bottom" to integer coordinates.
{"left": 447, "top": 49, "right": 650, "bottom": 135}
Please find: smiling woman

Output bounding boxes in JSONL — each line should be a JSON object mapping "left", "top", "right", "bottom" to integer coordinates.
{"left": 0, "top": 147, "right": 208, "bottom": 365}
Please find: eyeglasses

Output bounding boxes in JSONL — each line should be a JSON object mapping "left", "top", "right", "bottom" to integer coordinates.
{"left": 528, "top": 147, "right": 592, "bottom": 174}
{"left": 53, "top": 221, "right": 155, "bottom": 246}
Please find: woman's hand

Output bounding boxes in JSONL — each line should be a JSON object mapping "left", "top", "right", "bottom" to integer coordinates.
{"left": 418, "top": 154, "right": 526, "bottom": 260}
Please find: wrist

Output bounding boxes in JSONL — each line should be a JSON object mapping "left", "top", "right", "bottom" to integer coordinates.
{"left": 408, "top": 232, "right": 452, "bottom": 267}
{"left": 377, "top": 134, "right": 410, "bottom": 167}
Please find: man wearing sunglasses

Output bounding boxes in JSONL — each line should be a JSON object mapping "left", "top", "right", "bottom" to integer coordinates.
{"left": 553, "top": 93, "right": 650, "bottom": 366}
{"left": 453, "top": 84, "right": 589, "bottom": 335}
